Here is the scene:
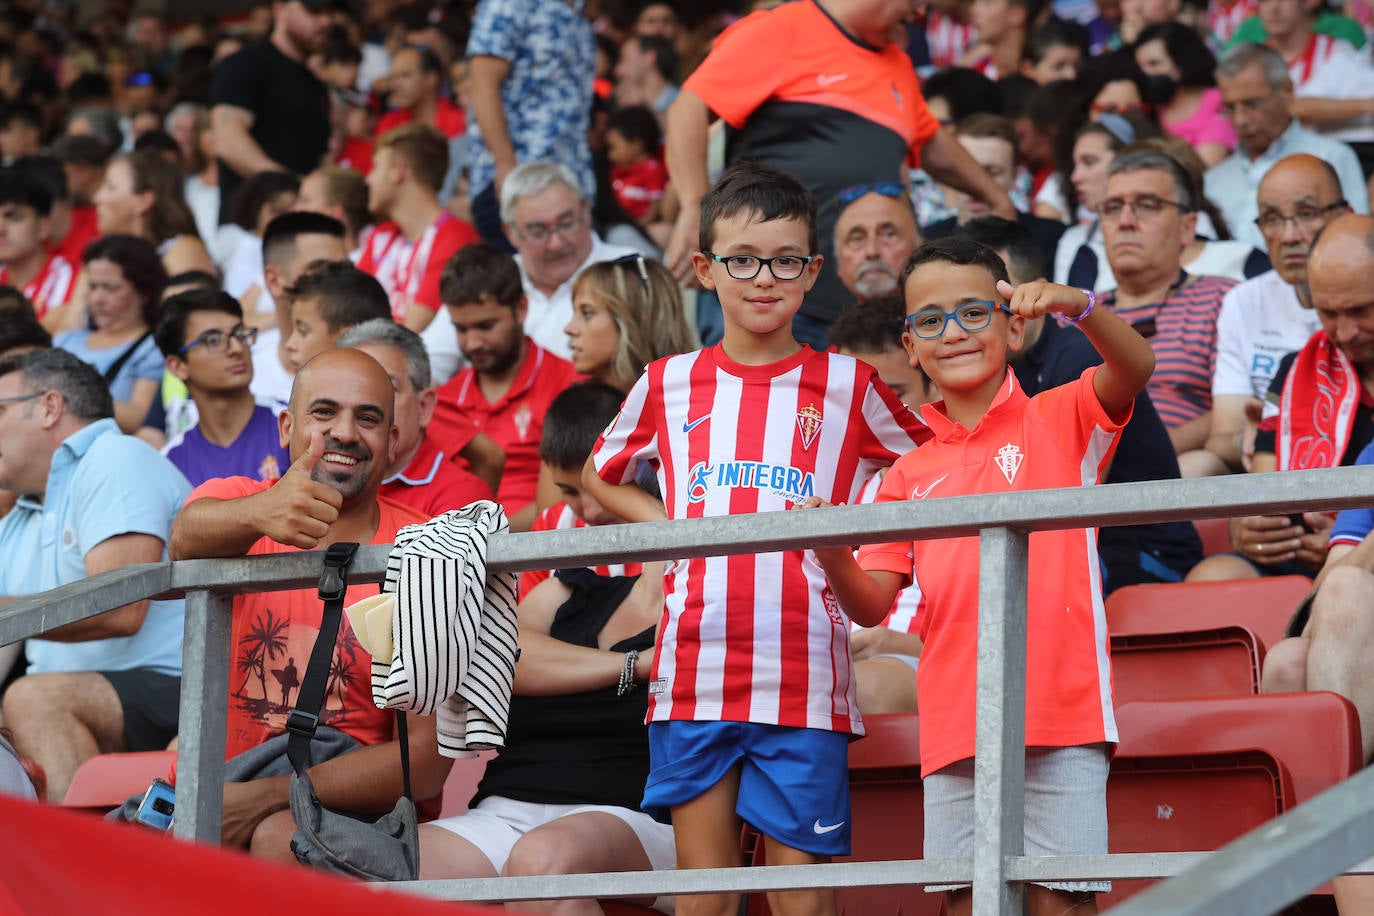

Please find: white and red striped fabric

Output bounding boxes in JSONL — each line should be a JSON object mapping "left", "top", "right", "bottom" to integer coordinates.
{"left": 592, "top": 345, "right": 929, "bottom": 735}
{"left": 1205, "top": 0, "right": 1257, "bottom": 49}
{"left": 925, "top": 12, "right": 977, "bottom": 70}
{"left": 0, "top": 252, "right": 75, "bottom": 320}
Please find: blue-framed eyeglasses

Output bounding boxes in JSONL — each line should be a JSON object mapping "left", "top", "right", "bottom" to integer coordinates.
{"left": 904, "top": 301, "right": 1012, "bottom": 339}
{"left": 835, "top": 181, "right": 907, "bottom": 210}
{"left": 178, "top": 325, "right": 258, "bottom": 355}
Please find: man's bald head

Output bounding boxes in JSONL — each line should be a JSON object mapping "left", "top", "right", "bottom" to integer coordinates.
{"left": 282, "top": 348, "right": 398, "bottom": 503}
{"left": 1256, "top": 154, "right": 1351, "bottom": 289}
{"left": 1308, "top": 214, "right": 1374, "bottom": 369}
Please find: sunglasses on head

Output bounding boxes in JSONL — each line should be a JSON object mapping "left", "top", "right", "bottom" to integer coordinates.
{"left": 835, "top": 182, "right": 907, "bottom": 210}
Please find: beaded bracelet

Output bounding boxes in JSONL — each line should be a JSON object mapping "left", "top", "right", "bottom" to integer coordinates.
{"left": 617, "top": 649, "right": 639, "bottom": 696}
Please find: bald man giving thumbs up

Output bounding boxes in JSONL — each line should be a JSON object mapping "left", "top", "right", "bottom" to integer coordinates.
{"left": 169, "top": 347, "right": 452, "bottom": 861}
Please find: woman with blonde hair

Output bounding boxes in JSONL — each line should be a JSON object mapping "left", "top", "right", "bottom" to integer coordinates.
{"left": 565, "top": 254, "right": 696, "bottom": 392}
{"left": 95, "top": 148, "right": 217, "bottom": 277}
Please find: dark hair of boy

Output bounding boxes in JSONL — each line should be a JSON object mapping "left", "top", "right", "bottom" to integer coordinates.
{"left": 376, "top": 122, "right": 449, "bottom": 194}
{"left": 0, "top": 100, "right": 41, "bottom": 132}
{"left": 997, "top": 74, "right": 1038, "bottom": 119}
{"left": 133, "top": 129, "right": 181, "bottom": 158}
{"left": 0, "top": 285, "right": 37, "bottom": 318}
{"left": 607, "top": 105, "right": 662, "bottom": 155}
{"left": 229, "top": 170, "right": 300, "bottom": 232}
{"left": 1023, "top": 78, "right": 1075, "bottom": 133}
{"left": 261, "top": 210, "right": 346, "bottom": 265}
{"left": 0, "top": 303, "right": 51, "bottom": 354}
{"left": 12, "top": 154, "right": 67, "bottom": 204}
{"left": 1022, "top": 16, "right": 1088, "bottom": 64}
{"left": 539, "top": 380, "right": 628, "bottom": 469}
{"left": 66, "top": 73, "right": 112, "bottom": 108}
{"left": 164, "top": 270, "right": 222, "bottom": 294}
{"left": 634, "top": 34, "right": 679, "bottom": 82}
{"left": 0, "top": 167, "right": 53, "bottom": 216}
{"left": 285, "top": 260, "right": 392, "bottom": 331}
{"left": 154, "top": 288, "right": 245, "bottom": 358}
{"left": 956, "top": 216, "right": 1044, "bottom": 286}
{"left": 900, "top": 236, "right": 1011, "bottom": 289}
{"left": 919, "top": 67, "right": 1002, "bottom": 125}
{"left": 313, "top": 167, "right": 370, "bottom": 238}
{"left": 955, "top": 112, "right": 1020, "bottom": 156}
{"left": 439, "top": 241, "right": 524, "bottom": 308}
{"left": 828, "top": 295, "right": 909, "bottom": 354}
{"left": 322, "top": 25, "right": 363, "bottom": 65}
{"left": 698, "top": 159, "right": 818, "bottom": 253}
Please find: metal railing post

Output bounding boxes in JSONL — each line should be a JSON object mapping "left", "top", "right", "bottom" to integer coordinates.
{"left": 972, "top": 526, "right": 1029, "bottom": 915}
{"left": 172, "top": 588, "right": 232, "bottom": 842}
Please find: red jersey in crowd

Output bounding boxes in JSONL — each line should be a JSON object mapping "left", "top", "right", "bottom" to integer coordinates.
{"left": 610, "top": 156, "right": 667, "bottom": 222}
{"left": 0, "top": 251, "right": 76, "bottom": 320}
{"left": 376, "top": 99, "right": 467, "bottom": 140}
{"left": 379, "top": 432, "right": 494, "bottom": 518}
{"left": 358, "top": 213, "right": 478, "bottom": 322}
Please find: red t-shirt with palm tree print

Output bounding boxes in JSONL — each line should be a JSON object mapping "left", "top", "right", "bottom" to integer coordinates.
{"left": 185, "top": 476, "right": 426, "bottom": 760}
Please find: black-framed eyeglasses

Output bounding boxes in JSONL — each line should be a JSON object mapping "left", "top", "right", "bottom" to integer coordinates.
{"left": 612, "top": 253, "right": 651, "bottom": 294}
{"left": 1254, "top": 200, "right": 1348, "bottom": 236}
{"left": 835, "top": 181, "right": 907, "bottom": 210}
{"left": 514, "top": 201, "right": 587, "bottom": 244}
{"left": 1098, "top": 194, "right": 1190, "bottom": 222}
{"left": 178, "top": 325, "right": 258, "bottom": 355}
{"left": 704, "top": 252, "right": 815, "bottom": 281}
{"left": 904, "top": 301, "right": 1012, "bottom": 339}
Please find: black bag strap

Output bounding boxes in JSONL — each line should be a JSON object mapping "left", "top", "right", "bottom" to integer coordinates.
{"left": 284, "top": 543, "right": 413, "bottom": 801}
{"left": 102, "top": 330, "right": 153, "bottom": 386}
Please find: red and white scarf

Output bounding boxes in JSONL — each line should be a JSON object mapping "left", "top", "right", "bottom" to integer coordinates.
{"left": 1278, "top": 330, "right": 1359, "bottom": 471}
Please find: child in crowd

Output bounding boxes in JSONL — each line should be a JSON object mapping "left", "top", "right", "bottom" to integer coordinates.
{"left": 522, "top": 380, "right": 652, "bottom": 597}
{"left": 283, "top": 259, "right": 392, "bottom": 370}
{"left": 566, "top": 254, "right": 695, "bottom": 391}
{"left": 605, "top": 105, "right": 668, "bottom": 228}
{"left": 810, "top": 237, "right": 1155, "bottom": 916}
{"left": 585, "top": 161, "right": 928, "bottom": 916}
{"left": 0, "top": 169, "right": 75, "bottom": 322}
{"left": 828, "top": 295, "right": 940, "bottom": 412}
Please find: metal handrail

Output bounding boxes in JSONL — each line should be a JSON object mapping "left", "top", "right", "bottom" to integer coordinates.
{"left": 6, "top": 466, "right": 1374, "bottom": 915}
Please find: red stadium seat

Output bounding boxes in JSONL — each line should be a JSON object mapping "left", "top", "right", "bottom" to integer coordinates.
{"left": 1106, "top": 576, "right": 1313, "bottom": 653}
{"left": 1110, "top": 625, "right": 1263, "bottom": 703}
{"left": 62, "top": 751, "right": 176, "bottom": 811}
{"left": 1193, "top": 517, "right": 1235, "bottom": 558}
{"left": 1104, "top": 692, "right": 1361, "bottom": 907}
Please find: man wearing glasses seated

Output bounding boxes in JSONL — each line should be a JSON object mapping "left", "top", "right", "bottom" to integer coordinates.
{"left": 155, "top": 289, "right": 289, "bottom": 487}
{"left": 1097, "top": 148, "right": 1236, "bottom": 478}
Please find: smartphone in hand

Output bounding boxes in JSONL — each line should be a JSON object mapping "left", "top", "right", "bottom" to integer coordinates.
{"left": 135, "top": 778, "right": 175, "bottom": 832}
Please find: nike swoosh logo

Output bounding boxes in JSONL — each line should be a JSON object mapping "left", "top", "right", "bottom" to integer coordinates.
{"left": 911, "top": 473, "right": 949, "bottom": 500}
{"left": 817, "top": 74, "right": 847, "bottom": 87}
{"left": 813, "top": 818, "right": 845, "bottom": 834}
{"left": 683, "top": 416, "right": 710, "bottom": 433}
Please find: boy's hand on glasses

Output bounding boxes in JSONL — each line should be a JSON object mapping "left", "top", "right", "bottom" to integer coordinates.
{"left": 997, "top": 280, "right": 1092, "bottom": 321}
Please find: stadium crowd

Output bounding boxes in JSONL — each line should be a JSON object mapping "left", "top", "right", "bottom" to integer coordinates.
{"left": 2, "top": 0, "right": 1374, "bottom": 911}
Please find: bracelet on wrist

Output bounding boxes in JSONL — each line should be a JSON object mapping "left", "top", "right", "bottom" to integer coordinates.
{"left": 1065, "top": 288, "right": 1096, "bottom": 324}
{"left": 617, "top": 649, "right": 639, "bottom": 697}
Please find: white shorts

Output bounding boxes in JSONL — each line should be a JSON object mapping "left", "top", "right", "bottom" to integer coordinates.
{"left": 428, "top": 795, "right": 678, "bottom": 913}
{"left": 922, "top": 743, "right": 1110, "bottom": 894}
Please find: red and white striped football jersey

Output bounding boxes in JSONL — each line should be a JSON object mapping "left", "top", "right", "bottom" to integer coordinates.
{"left": 0, "top": 252, "right": 75, "bottom": 320}
{"left": 1205, "top": 0, "right": 1257, "bottom": 49}
{"left": 926, "top": 12, "right": 977, "bottom": 69}
{"left": 592, "top": 345, "right": 929, "bottom": 735}
{"left": 519, "top": 502, "right": 645, "bottom": 597}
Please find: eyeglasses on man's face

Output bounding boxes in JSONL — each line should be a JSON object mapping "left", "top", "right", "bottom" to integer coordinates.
{"left": 1098, "top": 194, "right": 1189, "bottom": 222}
{"left": 515, "top": 203, "right": 586, "bottom": 245}
{"left": 1254, "top": 200, "right": 1348, "bottom": 236}
{"left": 178, "top": 325, "right": 258, "bottom": 355}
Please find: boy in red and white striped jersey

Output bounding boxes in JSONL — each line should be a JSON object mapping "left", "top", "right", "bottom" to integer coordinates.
{"left": 0, "top": 170, "right": 75, "bottom": 322}
{"left": 586, "top": 161, "right": 928, "bottom": 916}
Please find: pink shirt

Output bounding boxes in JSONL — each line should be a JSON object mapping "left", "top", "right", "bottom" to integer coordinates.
{"left": 1165, "top": 88, "right": 1236, "bottom": 151}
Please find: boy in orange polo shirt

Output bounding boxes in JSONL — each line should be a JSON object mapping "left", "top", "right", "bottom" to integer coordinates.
{"left": 811, "top": 237, "right": 1155, "bottom": 916}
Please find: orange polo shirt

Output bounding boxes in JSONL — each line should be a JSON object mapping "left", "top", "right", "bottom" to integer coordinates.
{"left": 857, "top": 368, "right": 1127, "bottom": 775}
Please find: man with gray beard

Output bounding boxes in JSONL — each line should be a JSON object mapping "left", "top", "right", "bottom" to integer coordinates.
{"left": 833, "top": 185, "right": 922, "bottom": 304}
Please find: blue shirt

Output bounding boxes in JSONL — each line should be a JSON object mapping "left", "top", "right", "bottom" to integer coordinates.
{"left": 0, "top": 419, "right": 191, "bottom": 676}
{"left": 465, "top": 0, "right": 596, "bottom": 199}
{"left": 53, "top": 330, "right": 164, "bottom": 404}
{"left": 163, "top": 404, "right": 290, "bottom": 488}
{"left": 1331, "top": 437, "right": 1374, "bottom": 548}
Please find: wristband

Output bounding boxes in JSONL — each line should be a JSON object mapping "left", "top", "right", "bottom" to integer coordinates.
{"left": 1065, "top": 289, "right": 1096, "bottom": 324}
{"left": 617, "top": 649, "right": 639, "bottom": 696}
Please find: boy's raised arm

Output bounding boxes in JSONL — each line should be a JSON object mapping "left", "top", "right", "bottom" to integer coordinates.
{"left": 582, "top": 455, "right": 668, "bottom": 525}
{"left": 999, "top": 279, "right": 1155, "bottom": 421}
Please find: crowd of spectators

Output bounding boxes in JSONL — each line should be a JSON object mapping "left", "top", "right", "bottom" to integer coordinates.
{"left": 3, "top": 0, "right": 1374, "bottom": 908}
